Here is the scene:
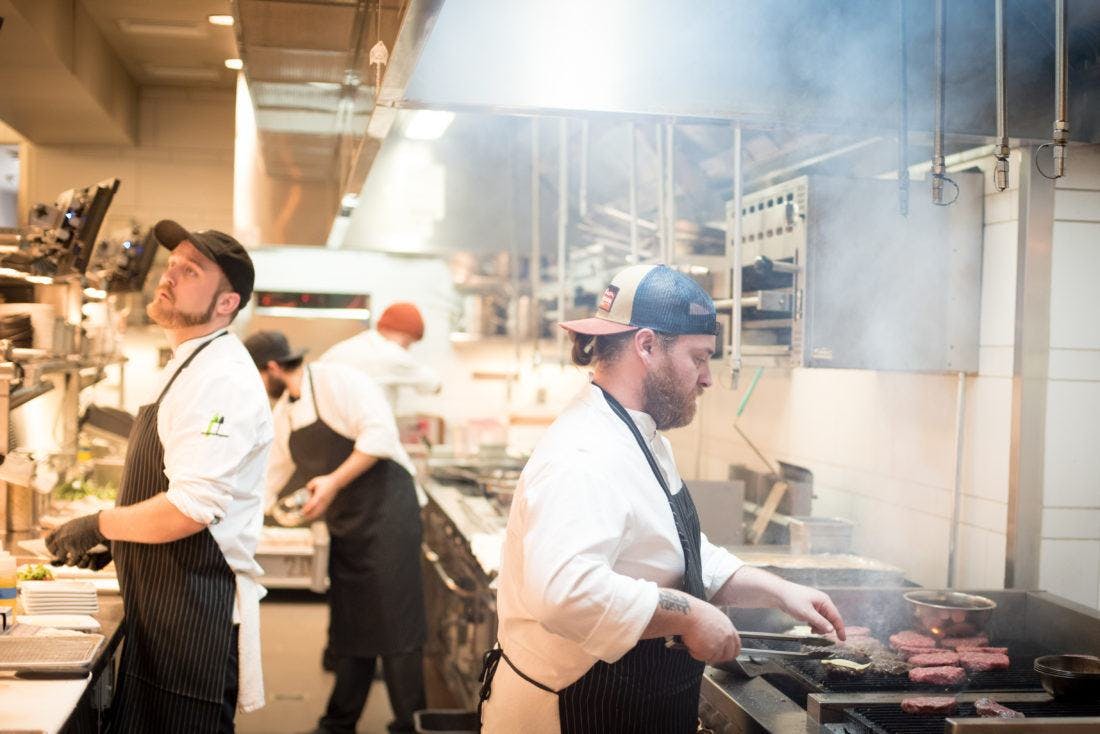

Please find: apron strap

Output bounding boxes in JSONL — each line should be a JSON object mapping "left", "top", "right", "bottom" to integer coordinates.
{"left": 595, "top": 385, "right": 700, "bottom": 564}
{"left": 155, "top": 330, "right": 228, "bottom": 404}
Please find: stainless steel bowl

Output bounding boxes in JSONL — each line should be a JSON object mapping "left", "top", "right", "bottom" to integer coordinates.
{"left": 1034, "top": 654, "right": 1100, "bottom": 700}
{"left": 903, "top": 590, "right": 997, "bottom": 639}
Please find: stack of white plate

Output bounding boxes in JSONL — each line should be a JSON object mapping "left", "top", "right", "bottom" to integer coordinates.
{"left": 19, "top": 581, "right": 99, "bottom": 615}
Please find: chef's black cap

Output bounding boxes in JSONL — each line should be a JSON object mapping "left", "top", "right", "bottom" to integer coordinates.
{"left": 243, "top": 331, "right": 307, "bottom": 369}
{"left": 153, "top": 220, "right": 255, "bottom": 307}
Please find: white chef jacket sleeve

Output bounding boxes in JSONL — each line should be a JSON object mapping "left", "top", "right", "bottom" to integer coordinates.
{"left": 162, "top": 373, "right": 270, "bottom": 526}
{"left": 391, "top": 353, "right": 441, "bottom": 394}
{"left": 263, "top": 402, "right": 296, "bottom": 513}
{"left": 700, "top": 532, "right": 744, "bottom": 600}
{"left": 319, "top": 365, "right": 403, "bottom": 460}
{"left": 517, "top": 452, "right": 660, "bottom": 664}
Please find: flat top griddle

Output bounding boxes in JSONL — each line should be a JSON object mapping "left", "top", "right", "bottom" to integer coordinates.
{"left": 785, "top": 641, "right": 1050, "bottom": 694}
{"left": 844, "top": 700, "right": 1100, "bottom": 734}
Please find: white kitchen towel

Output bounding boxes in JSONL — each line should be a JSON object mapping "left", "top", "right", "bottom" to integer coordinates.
{"left": 234, "top": 573, "right": 267, "bottom": 713}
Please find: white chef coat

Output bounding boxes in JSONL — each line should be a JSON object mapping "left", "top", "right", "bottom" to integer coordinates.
{"left": 264, "top": 361, "right": 416, "bottom": 509}
{"left": 156, "top": 329, "right": 274, "bottom": 713}
{"left": 319, "top": 329, "right": 441, "bottom": 411}
{"left": 491, "top": 383, "right": 744, "bottom": 699}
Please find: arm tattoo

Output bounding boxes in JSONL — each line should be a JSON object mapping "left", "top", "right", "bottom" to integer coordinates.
{"left": 658, "top": 590, "right": 691, "bottom": 615}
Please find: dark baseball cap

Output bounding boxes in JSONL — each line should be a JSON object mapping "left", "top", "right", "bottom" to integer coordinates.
{"left": 243, "top": 331, "right": 307, "bottom": 368}
{"left": 559, "top": 264, "right": 717, "bottom": 337}
{"left": 153, "top": 220, "right": 255, "bottom": 306}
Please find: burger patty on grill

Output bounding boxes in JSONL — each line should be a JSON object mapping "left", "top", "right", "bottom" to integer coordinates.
{"left": 900, "top": 696, "right": 958, "bottom": 714}
{"left": 889, "top": 630, "right": 937, "bottom": 650}
{"left": 907, "top": 651, "right": 960, "bottom": 667}
{"left": 974, "top": 698, "right": 1025, "bottom": 718}
{"left": 959, "top": 651, "right": 1010, "bottom": 672}
{"left": 908, "top": 665, "right": 966, "bottom": 685}
{"left": 940, "top": 635, "right": 990, "bottom": 650}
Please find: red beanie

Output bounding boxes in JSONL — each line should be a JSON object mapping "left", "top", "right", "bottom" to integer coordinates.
{"left": 377, "top": 302, "right": 425, "bottom": 341}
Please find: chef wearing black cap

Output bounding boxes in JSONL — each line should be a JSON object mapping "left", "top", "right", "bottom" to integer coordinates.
{"left": 244, "top": 330, "right": 427, "bottom": 734}
{"left": 46, "top": 221, "right": 274, "bottom": 733}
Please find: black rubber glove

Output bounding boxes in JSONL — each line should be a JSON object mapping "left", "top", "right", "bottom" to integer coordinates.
{"left": 74, "top": 548, "right": 112, "bottom": 571}
{"left": 45, "top": 512, "right": 106, "bottom": 566}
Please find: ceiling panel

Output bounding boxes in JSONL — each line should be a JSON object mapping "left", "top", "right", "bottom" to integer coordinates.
{"left": 238, "top": 0, "right": 358, "bottom": 52}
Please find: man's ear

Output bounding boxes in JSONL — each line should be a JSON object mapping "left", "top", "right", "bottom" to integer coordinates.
{"left": 218, "top": 290, "right": 241, "bottom": 316}
{"left": 635, "top": 328, "right": 657, "bottom": 362}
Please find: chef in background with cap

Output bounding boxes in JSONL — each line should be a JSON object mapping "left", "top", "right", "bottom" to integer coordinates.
{"left": 46, "top": 220, "right": 273, "bottom": 733}
{"left": 245, "top": 330, "right": 427, "bottom": 734}
{"left": 320, "top": 301, "right": 440, "bottom": 412}
{"left": 479, "top": 264, "right": 846, "bottom": 733}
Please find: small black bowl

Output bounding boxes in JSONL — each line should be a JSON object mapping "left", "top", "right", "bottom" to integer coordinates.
{"left": 1034, "top": 654, "right": 1100, "bottom": 700}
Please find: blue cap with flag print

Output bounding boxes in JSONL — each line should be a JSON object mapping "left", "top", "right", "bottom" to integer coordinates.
{"left": 558, "top": 264, "right": 717, "bottom": 337}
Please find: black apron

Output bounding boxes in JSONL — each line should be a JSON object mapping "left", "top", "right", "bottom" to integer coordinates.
{"left": 480, "top": 386, "right": 707, "bottom": 734}
{"left": 110, "top": 332, "right": 237, "bottom": 733}
{"left": 279, "top": 365, "right": 426, "bottom": 657}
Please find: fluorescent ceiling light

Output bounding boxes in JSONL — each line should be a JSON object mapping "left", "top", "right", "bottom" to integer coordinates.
{"left": 403, "top": 110, "right": 455, "bottom": 140}
{"left": 225, "top": 58, "right": 244, "bottom": 71}
{"left": 117, "top": 18, "right": 205, "bottom": 38}
{"left": 308, "top": 82, "right": 342, "bottom": 90}
{"left": 145, "top": 65, "right": 220, "bottom": 81}
{"left": 208, "top": 14, "right": 235, "bottom": 27}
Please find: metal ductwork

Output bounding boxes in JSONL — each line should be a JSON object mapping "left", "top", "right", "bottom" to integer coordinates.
{"left": 231, "top": 0, "right": 405, "bottom": 184}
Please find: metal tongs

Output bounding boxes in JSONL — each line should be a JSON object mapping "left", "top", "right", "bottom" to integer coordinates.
{"left": 664, "top": 630, "right": 837, "bottom": 659}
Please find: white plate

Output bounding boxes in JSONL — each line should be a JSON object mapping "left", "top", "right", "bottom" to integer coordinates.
{"left": 16, "top": 615, "right": 100, "bottom": 631}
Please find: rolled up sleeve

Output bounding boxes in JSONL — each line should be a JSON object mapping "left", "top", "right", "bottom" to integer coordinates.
{"left": 701, "top": 532, "right": 744, "bottom": 600}
{"left": 322, "top": 365, "right": 403, "bottom": 460}
{"left": 162, "top": 376, "right": 267, "bottom": 526}
{"left": 518, "top": 457, "right": 659, "bottom": 664}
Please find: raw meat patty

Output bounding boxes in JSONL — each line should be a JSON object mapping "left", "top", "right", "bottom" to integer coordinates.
{"left": 959, "top": 652, "right": 1010, "bottom": 672}
{"left": 908, "top": 651, "right": 960, "bottom": 667}
{"left": 974, "top": 698, "right": 1025, "bottom": 718}
{"left": 909, "top": 665, "right": 966, "bottom": 685}
{"left": 897, "top": 645, "right": 941, "bottom": 659}
{"left": 940, "top": 635, "right": 990, "bottom": 650}
{"left": 956, "top": 646, "right": 1008, "bottom": 655}
{"left": 900, "top": 696, "right": 958, "bottom": 714}
{"left": 890, "top": 630, "right": 937, "bottom": 650}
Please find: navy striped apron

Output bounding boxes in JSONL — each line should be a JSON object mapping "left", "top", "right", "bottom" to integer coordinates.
{"left": 480, "top": 386, "right": 706, "bottom": 733}
{"left": 110, "top": 332, "right": 237, "bottom": 733}
{"left": 279, "top": 366, "right": 427, "bottom": 657}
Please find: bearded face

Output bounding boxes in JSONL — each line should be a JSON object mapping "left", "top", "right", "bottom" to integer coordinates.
{"left": 262, "top": 372, "right": 288, "bottom": 400}
{"left": 147, "top": 283, "right": 219, "bottom": 328}
{"left": 641, "top": 347, "right": 705, "bottom": 430}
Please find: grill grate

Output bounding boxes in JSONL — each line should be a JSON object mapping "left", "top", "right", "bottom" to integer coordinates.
{"left": 845, "top": 701, "right": 1100, "bottom": 734}
{"left": 782, "top": 642, "right": 1050, "bottom": 694}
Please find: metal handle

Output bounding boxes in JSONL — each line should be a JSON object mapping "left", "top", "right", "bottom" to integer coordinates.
{"left": 421, "top": 543, "right": 476, "bottom": 599}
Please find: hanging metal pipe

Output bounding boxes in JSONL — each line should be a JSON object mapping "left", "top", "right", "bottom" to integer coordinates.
{"left": 655, "top": 123, "right": 666, "bottom": 262}
{"left": 994, "top": 0, "right": 1010, "bottom": 191}
{"left": 947, "top": 371, "right": 968, "bottom": 588}
{"left": 665, "top": 122, "right": 676, "bottom": 266}
{"left": 730, "top": 124, "right": 744, "bottom": 389}
{"left": 579, "top": 119, "right": 589, "bottom": 220}
{"left": 898, "top": 0, "right": 910, "bottom": 215}
{"left": 1053, "top": 0, "right": 1069, "bottom": 178}
{"left": 557, "top": 118, "right": 569, "bottom": 364}
{"left": 530, "top": 118, "right": 541, "bottom": 351}
{"left": 628, "top": 122, "right": 638, "bottom": 263}
{"left": 931, "top": 0, "right": 947, "bottom": 204}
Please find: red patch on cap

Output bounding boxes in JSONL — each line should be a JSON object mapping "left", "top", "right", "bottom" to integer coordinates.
{"left": 599, "top": 285, "right": 620, "bottom": 313}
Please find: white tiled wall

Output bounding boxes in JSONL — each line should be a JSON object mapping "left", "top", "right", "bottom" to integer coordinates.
{"left": 18, "top": 87, "right": 235, "bottom": 236}
{"left": 1040, "top": 144, "right": 1100, "bottom": 608}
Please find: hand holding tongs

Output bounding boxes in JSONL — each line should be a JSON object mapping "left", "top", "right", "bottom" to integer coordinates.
{"left": 664, "top": 630, "right": 836, "bottom": 660}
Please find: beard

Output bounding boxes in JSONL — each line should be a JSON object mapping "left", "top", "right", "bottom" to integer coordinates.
{"left": 642, "top": 360, "right": 703, "bottom": 431}
{"left": 265, "top": 374, "right": 287, "bottom": 400}
{"left": 147, "top": 286, "right": 218, "bottom": 328}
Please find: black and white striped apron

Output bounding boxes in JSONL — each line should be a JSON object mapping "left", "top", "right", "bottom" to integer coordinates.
{"left": 110, "top": 332, "right": 238, "bottom": 733}
{"left": 479, "top": 386, "right": 706, "bottom": 734}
